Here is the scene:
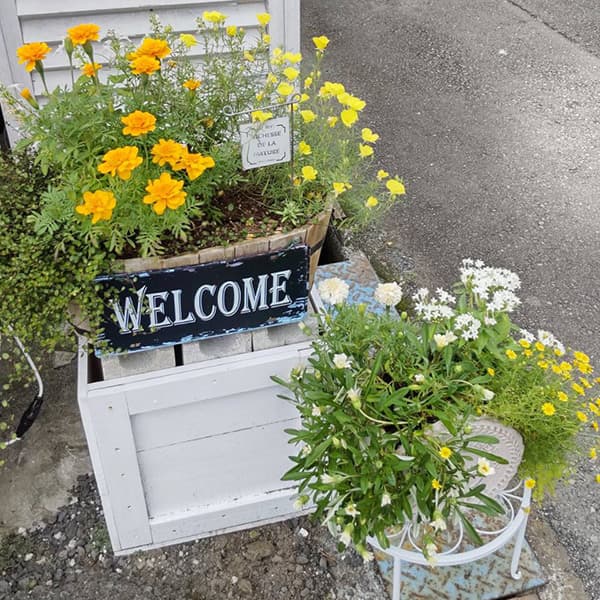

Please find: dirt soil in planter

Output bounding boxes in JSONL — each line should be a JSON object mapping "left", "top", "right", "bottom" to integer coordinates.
{"left": 0, "top": 474, "right": 387, "bottom": 600}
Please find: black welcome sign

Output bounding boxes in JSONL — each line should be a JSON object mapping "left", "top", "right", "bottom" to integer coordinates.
{"left": 95, "top": 245, "right": 309, "bottom": 356}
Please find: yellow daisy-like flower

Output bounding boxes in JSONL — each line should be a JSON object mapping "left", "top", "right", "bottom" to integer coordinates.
{"left": 590, "top": 448, "right": 597, "bottom": 460}
{"left": 19, "top": 87, "right": 38, "bottom": 108}
{"left": 256, "top": 12, "right": 271, "bottom": 26}
{"left": 557, "top": 391, "right": 568, "bottom": 402}
{"left": 301, "top": 166, "right": 317, "bottom": 181}
{"left": 432, "top": 479, "right": 442, "bottom": 490}
{"left": 361, "top": 128, "right": 379, "bottom": 143}
{"left": 251, "top": 110, "right": 273, "bottom": 123}
{"left": 538, "top": 360, "right": 549, "bottom": 370}
{"left": 98, "top": 146, "right": 143, "bottom": 180}
{"left": 143, "top": 173, "right": 187, "bottom": 215}
{"left": 304, "top": 76, "right": 313, "bottom": 88}
{"left": 179, "top": 33, "right": 197, "bottom": 47}
{"left": 121, "top": 110, "right": 156, "bottom": 136}
{"left": 130, "top": 55, "right": 160, "bottom": 75}
{"left": 572, "top": 383, "right": 585, "bottom": 396}
{"left": 283, "top": 67, "right": 299, "bottom": 81}
{"left": 505, "top": 349, "right": 517, "bottom": 360}
{"left": 283, "top": 51, "right": 302, "bottom": 64}
{"left": 524, "top": 349, "right": 533, "bottom": 357}
{"left": 327, "top": 116, "right": 338, "bottom": 127}
{"left": 535, "top": 341, "right": 545, "bottom": 352}
{"left": 340, "top": 108, "right": 358, "bottom": 127}
{"left": 150, "top": 139, "right": 185, "bottom": 167}
{"left": 263, "top": 33, "right": 271, "bottom": 44}
{"left": 365, "top": 196, "right": 378, "bottom": 208}
{"left": 377, "top": 169, "right": 389, "bottom": 180}
{"left": 359, "top": 144, "right": 374, "bottom": 158}
{"left": 541, "top": 402, "right": 556, "bottom": 416}
{"left": 183, "top": 79, "right": 201, "bottom": 90}
{"left": 386, "top": 178, "right": 406, "bottom": 196}
{"left": 332, "top": 182, "right": 350, "bottom": 197}
{"left": 593, "top": 421, "right": 599, "bottom": 432}
{"left": 574, "top": 351, "right": 590, "bottom": 363}
{"left": 131, "top": 37, "right": 171, "bottom": 59}
{"left": 298, "top": 141, "right": 312, "bottom": 155}
{"left": 312, "top": 35, "right": 330, "bottom": 51}
{"left": 518, "top": 339, "right": 531, "bottom": 348}
{"left": 524, "top": 478, "right": 536, "bottom": 489}
{"left": 487, "top": 368, "right": 495, "bottom": 377}
{"left": 596, "top": 474, "right": 600, "bottom": 484}
{"left": 576, "top": 411, "right": 588, "bottom": 423}
{"left": 244, "top": 51, "right": 255, "bottom": 62}
{"left": 203, "top": 11, "right": 227, "bottom": 24}
{"left": 580, "top": 377, "right": 592, "bottom": 389}
{"left": 16, "top": 42, "right": 51, "bottom": 72}
{"left": 226, "top": 25, "right": 238, "bottom": 37}
{"left": 300, "top": 110, "right": 316, "bottom": 123}
{"left": 277, "top": 81, "right": 294, "bottom": 96}
{"left": 67, "top": 23, "right": 100, "bottom": 46}
{"left": 337, "top": 92, "right": 366, "bottom": 111}
{"left": 75, "top": 190, "right": 116, "bottom": 224}
{"left": 81, "top": 62, "right": 102, "bottom": 77}
{"left": 439, "top": 447, "right": 452, "bottom": 460}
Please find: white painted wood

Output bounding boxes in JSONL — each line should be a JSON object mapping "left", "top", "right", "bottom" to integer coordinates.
{"left": 267, "top": 0, "right": 300, "bottom": 54}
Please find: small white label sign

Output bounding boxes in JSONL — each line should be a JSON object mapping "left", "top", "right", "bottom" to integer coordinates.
{"left": 239, "top": 116, "right": 291, "bottom": 170}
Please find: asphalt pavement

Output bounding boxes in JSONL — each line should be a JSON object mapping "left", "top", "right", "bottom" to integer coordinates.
{"left": 301, "top": 1, "right": 600, "bottom": 598}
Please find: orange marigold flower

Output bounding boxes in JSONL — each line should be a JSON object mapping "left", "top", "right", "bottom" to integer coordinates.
{"left": 67, "top": 23, "right": 100, "bottom": 46}
{"left": 75, "top": 190, "right": 116, "bottom": 223}
{"left": 130, "top": 55, "right": 160, "bottom": 75}
{"left": 178, "top": 152, "right": 216, "bottom": 180}
{"left": 131, "top": 37, "right": 171, "bottom": 60}
{"left": 98, "top": 146, "right": 143, "bottom": 180}
{"left": 16, "top": 42, "right": 50, "bottom": 72}
{"left": 81, "top": 62, "right": 102, "bottom": 77}
{"left": 182, "top": 79, "right": 201, "bottom": 90}
{"left": 143, "top": 173, "right": 186, "bottom": 215}
{"left": 151, "top": 139, "right": 186, "bottom": 167}
{"left": 121, "top": 110, "right": 156, "bottom": 136}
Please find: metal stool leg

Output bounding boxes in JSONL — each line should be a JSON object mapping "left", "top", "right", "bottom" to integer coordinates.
{"left": 392, "top": 555, "right": 402, "bottom": 600}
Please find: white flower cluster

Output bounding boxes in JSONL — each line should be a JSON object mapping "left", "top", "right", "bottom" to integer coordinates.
{"left": 318, "top": 277, "right": 349, "bottom": 305}
{"left": 487, "top": 289, "right": 521, "bottom": 313}
{"left": 460, "top": 259, "right": 521, "bottom": 303}
{"left": 374, "top": 282, "right": 403, "bottom": 307}
{"left": 413, "top": 287, "right": 456, "bottom": 321}
{"left": 537, "top": 329, "right": 565, "bottom": 354}
{"left": 454, "top": 313, "right": 481, "bottom": 340}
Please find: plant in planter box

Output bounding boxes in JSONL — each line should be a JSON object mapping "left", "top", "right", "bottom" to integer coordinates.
{"left": 276, "top": 260, "right": 599, "bottom": 563}
{"left": 0, "top": 12, "right": 405, "bottom": 354}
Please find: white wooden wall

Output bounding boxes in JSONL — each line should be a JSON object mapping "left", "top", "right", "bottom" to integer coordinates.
{"left": 0, "top": 0, "right": 300, "bottom": 143}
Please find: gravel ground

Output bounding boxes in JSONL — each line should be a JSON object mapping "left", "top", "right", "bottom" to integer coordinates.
{"left": 0, "top": 474, "right": 387, "bottom": 600}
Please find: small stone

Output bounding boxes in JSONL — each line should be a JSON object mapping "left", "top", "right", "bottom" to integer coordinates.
{"left": 238, "top": 579, "right": 253, "bottom": 595}
{"left": 54, "top": 569, "right": 63, "bottom": 581}
{"left": 300, "top": 589, "right": 310, "bottom": 597}
{"left": 231, "top": 576, "right": 238, "bottom": 585}
{"left": 319, "top": 557, "right": 328, "bottom": 569}
{"left": 245, "top": 540, "right": 275, "bottom": 561}
{"left": 296, "top": 554, "right": 309, "bottom": 565}
{"left": 24, "top": 553, "right": 33, "bottom": 562}
{"left": 0, "top": 581, "right": 10, "bottom": 594}
{"left": 53, "top": 532, "right": 64, "bottom": 541}
{"left": 298, "top": 528, "right": 309, "bottom": 538}
{"left": 272, "top": 555, "right": 283, "bottom": 563}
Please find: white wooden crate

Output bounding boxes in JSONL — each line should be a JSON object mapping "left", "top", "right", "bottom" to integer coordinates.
{"left": 77, "top": 329, "right": 313, "bottom": 554}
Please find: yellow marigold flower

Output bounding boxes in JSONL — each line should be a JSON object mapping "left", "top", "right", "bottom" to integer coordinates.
{"left": 67, "top": 23, "right": 100, "bottom": 46}
{"left": 590, "top": 448, "right": 597, "bottom": 460}
{"left": 487, "top": 368, "right": 495, "bottom": 377}
{"left": 277, "top": 81, "right": 294, "bottom": 96}
{"left": 365, "top": 196, "right": 378, "bottom": 208}
{"left": 244, "top": 51, "right": 255, "bottom": 62}
{"left": 312, "top": 35, "right": 330, "bottom": 51}
{"left": 386, "top": 178, "right": 406, "bottom": 196}
{"left": 518, "top": 339, "right": 531, "bottom": 348}
{"left": 130, "top": 55, "right": 160, "bottom": 75}
{"left": 226, "top": 25, "right": 238, "bottom": 37}
{"left": 256, "top": 12, "right": 271, "bottom": 26}
{"left": 524, "top": 478, "right": 536, "bottom": 489}
{"left": 143, "top": 173, "right": 186, "bottom": 215}
{"left": 560, "top": 361, "right": 572, "bottom": 372}
{"left": 121, "top": 110, "right": 156, "bottom": 136}
{"left": 76, "top": 190, "right": 116, "bottom": 224}
{"left": 178, "top": 152, "right": 215, "bottom": 180}
{"left": 301, "top": 166, "right": 317, "bottom": 181}
{"left": 283, "top": 67, "right": 299, "bottom": 81}
{"left": 572, "top": 383, "right": 585, "bottom": 396}
{"left": 377, "top": 169, "right": 389, "bottom": 180}
{"left": 98, "top": 146, "right": 143, "bottom": 180}
{"left": 304, "top": 76, "right": 313, "bottom": 88}
{"left": 340, "top": 108, "right": 358, "bottom": 127}
{"left": 81, "top": 62, "right": 102, "bottom": 77}
{"left": 576, "top": 411, "right": 588, "bottom": 423}
{"left": 183, "top": 79, "right": 201, "bottom": 90}
{"left": 203, "top": 11, "right": 227, "bottom": 24}
{"left": 298, "top": 141, "right": 312, "bottom": 155}
{"left": 576, "top": 361, "right": 594, "bottom": 375}
{"left": 524, "top": 349, "right": 533, "bottom": 357}
{"left": 251, "top": 110, "right": 273, "bottom": 123}
{"left": 16, "top": 42, "right": 50, "bottom": 72}
{"left": 133, "top": 37, "right": 170, "bottom": 59}
{"left": 557, "top": 391, "right": 568, "bottom": 402}
{"left": 283, "top": 51, "right": 302, "bottom": 63}
{"left": 432, "top": 479, "right": 442, "bottom": 490}
{"left": 359, "top": 144, "right": 374, "bottom": 158}
{"left": 361, "top": 128, "right": 379, "bottom": 143}
{"left": 151, "top": 139, "right": 185, "bottom": 168}
{"left": 327, "top": 116, "right": 338, "bottom": 127}
{"left": 439, "top": 446, "right": 452, "bottom": 460}
{"left": 300, "top": 110, "right": 316, "bottom": 123}
{"left": 505, "top": 349, "right": 517, "bottom": 360}
{"left": 535, "top": 341, "right": 545, "bottom": 352}
{"left": 541, "top": 402, "right": 556, "bottom": 416}
{"left": 179, "top": 33, "right": 197, "bottom": 47}
{"left": 337, "top": 92, "right": 366, "bottom": 111}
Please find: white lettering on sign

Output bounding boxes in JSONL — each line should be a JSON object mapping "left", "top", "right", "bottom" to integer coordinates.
{"left": 239, "top": 116, "right": 291, "bottom": 170}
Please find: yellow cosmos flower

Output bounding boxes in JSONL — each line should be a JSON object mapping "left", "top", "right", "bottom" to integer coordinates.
{"left": 518, "top": 339, "right": 531, "bottom": 348}
{"left": 312, "top": 35, "right": 330, "bottom": 51}
{"left": 340, "top": 108, "right": 358, "bottom": 127}
{"left": 377, "top": 169, "right": 389, "bottom": 180}
{"left": 505, "top": 349, "right": 517, "bottom": 360}
{"left": 361, "top": 128, "right": 379, "bottom": 143}
{"left": 257, "top": 12, "right": 271, "bottom": 26}
{"left": 67, "top": 23, "right": 100, "bottom": 46}
{"left": 283, "top": 67, "right": 300, "bottom": 81}
{"left": 386, "top": 178, "right": 406, "bottom": 196}
{"left": 203, "top": 11, "right": 227, "bottom": 24}
{"left": 541, "top": 402, "right": 556, "bottom": 416}
{"left": 327, "top": 116, "right": 338, "bottom": 127}
{"left": 596, "top": 474, "right": 600, "bottom": 484}
{"left": 130, "top": 55, "right": 160, "bottom": 75}
{"left": 365, "top": 196, "right": 378, "bottom": 208}
{"left": 251, "top": 110, "right": 273, "bottom": 123}
{"left": 319, "top": 81, "right": 346, "bottom": 98}
{"left": 132, "top": 37, "right": 171, "bottom": 59}
{"left": 183, "top": 79, "right": 201, "bottom": 90}
{"left": 298, "top": 141, "right": 312, "bottom": 155}
{"left": 300, "top": 110, "right": 316, "bottom": 123}
{"left": 572, "top": 383, "right": 585, "bottom": 396}
{"left": 432, "top": 479, "right": 442, "bottom": 490}
{"left": 557, "top": 391, "right": 568, "bottom": 402}
{"left": 226, "top": 25, "right": 238, "bottom": 37}
{"left": 277, "top": 81, "right": 294, "bottom": 96}
{"left": 151, "top": 139, "right": 185, "bottom": 167}
{"left": 524, "top": 478, "right": 536, "bottom": 489}
{"left": 121, "top": 110, "right": 156, "bottom": 136}
{"left": 143, "top": 173, "right": 186, "bottom": 215}
{"left": 81, "top": 62, "right": 102, "bottom": 77}
{"left": 16, "top": 42, "right": 51, "bottom": 72}
{"left": 439, "top": 447, "right": 452, "bottom": 460}
{"left": 179, "top": 33, "right": 197, "bottom": 47}
{"left": 76, "top": 190, "right": 116, "bottom": 224}
{"left": 98, "top": 146, "right": 143, "bottom": 180}
{"left": 244, "top": 51, "right": 255, "bottom": 62}
{"left": 301, "top": 166, "right": 317, "bottom": 181}
{"left": 337, "top": 92, "right": 366, "bottom": 111}
{"left": 487, "top": 368, "right": 495, "bottom": 377}
{"left": 176, "top": 152, "right": 216, "bottom": 180}
{"left": 576, "top": 411, "right": 588, "bottom": 423}
{"left": 359, "top": 144, "right": 374, "bottom": 158}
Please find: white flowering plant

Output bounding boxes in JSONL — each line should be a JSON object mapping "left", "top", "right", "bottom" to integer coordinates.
{"left": 276, "top": 260, "right": 600, "bottom": 562}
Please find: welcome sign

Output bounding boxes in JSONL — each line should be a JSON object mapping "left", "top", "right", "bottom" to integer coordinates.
{"left": 95, "top": 245, "right": 309, "bottom": 355}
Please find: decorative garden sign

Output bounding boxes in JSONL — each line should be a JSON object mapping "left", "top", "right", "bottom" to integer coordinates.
{"left": 95, "top": 245, "right": 309, "bottom": 355}
{"left": 239, "top": 116, "right": 291, "bottom": 169}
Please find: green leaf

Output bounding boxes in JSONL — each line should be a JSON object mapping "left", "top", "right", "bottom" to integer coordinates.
{"left": 456, "top": 507, "right": 483, "bottom": 545}
{"left": 465, "top": 447, "right": 508, "bottom": 464}
{"left": 465, "top": 435, "right": 499, "bottom": 445}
